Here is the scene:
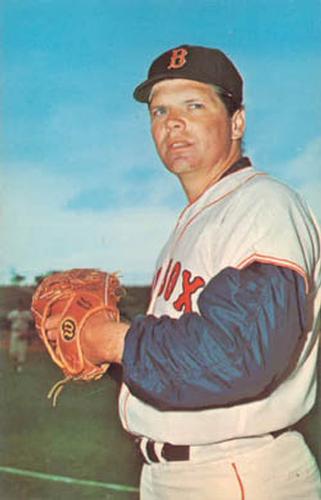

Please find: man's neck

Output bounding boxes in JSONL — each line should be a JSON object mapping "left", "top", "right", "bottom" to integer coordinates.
{"left": 181, "top": 150, "right": 245, "bottom": 203}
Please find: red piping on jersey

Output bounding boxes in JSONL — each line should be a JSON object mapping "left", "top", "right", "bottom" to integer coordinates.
{"left": 176, "top": 166, "right": 254, "bottom": 226}
{"left": 174, "top": 172, "right": 265, "bottom": 246}
{"left": 231, "top": 463, "right": 245, "bottom": 500}
{"left": 237, "top": 253, "right": 309, "bottom": 293}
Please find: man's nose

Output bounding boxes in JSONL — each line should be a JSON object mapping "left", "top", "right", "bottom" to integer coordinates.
{"left": 165, "top": 111, "right": 186, "bottom": 131}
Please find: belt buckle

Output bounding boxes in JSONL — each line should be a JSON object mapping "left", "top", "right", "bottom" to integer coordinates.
{"left": 138, "top": 437, "right": 166, "bottom": 464}
{"left": 136, "top": 438, "right": 190, "bottom": 464}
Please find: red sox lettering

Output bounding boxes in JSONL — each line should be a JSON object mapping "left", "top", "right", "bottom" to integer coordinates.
{"left": 153, "top": 260, "right": 205, "bottom": 313}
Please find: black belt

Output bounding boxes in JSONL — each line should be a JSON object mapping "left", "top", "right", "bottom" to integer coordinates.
{"left": 136, "top": 438, "right": 190, "bottom": 464}
{"left": 136, "top": 427, "right": 291, "bottom": 464}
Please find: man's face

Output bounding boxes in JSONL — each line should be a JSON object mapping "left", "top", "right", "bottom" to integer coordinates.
{"left": 149, "top": 79, "right": 242, "bottom": 180}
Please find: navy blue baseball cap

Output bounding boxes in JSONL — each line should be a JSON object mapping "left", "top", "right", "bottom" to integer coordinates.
{"left": 133, "top": 44, "right": 243, "bottom": 107}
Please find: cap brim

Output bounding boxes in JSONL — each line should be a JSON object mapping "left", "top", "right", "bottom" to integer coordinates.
{"left": 133, "top": 73, "right": 225, "bottom": 103}
{"left": 133, "top": 74, "right": 179, "bottom": 102}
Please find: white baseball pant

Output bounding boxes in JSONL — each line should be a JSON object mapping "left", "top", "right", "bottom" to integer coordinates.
{"left": 140, "top": 431, "right": 321, "bottom": 499}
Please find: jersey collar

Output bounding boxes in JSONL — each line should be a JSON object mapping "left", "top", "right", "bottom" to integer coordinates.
{"left": 219, "top": 156, "right": 252, "bottom": 181}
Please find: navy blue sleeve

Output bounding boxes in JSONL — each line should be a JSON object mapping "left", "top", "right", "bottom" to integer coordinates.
{"left": 122, "top": 263, "right": 308, "bottom": 411}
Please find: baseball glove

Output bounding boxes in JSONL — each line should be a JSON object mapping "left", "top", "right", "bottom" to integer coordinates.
{"left": 31, "top": 268, "right": 124, "bottom": 405}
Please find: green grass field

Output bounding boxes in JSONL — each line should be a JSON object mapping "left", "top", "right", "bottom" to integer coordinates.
{"left": 1, "top": 342, "right": 321, "bottom": 500}
{"left": 0, "top": 344, "right": 141, "bottom": 499}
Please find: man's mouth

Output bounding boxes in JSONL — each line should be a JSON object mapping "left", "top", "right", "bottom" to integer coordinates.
{"left": 168, "top": 140, "right": 192, "bottom": 150}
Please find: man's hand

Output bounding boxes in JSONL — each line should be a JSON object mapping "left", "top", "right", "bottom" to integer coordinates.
{"left": 46, "top": 311, "right": 130, "bottom": 366}
{"left": 80, "top": 311, "right": 130, "bottom": 365}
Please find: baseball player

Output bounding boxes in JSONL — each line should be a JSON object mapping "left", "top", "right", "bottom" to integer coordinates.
{"left": 7, "top": 300, "right": 33, "bottom": 372}
{"left": 47, "top": 45, "right": 321, "bottom": 498}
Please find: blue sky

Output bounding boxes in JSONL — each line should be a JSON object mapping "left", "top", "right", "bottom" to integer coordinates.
{"left": 1, "top": 0, "right": 321, "bottom": 284}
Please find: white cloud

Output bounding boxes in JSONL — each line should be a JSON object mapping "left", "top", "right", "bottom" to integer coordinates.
{"left": 1, "top": 162, "right": 181, "bottom": 285}
{"left": 279, "top": 136, "right": 321, "bottom": 223}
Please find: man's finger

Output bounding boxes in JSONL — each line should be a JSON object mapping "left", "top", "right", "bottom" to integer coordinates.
{"left": 45, "top": 315, "right": 60, "bottom": 330}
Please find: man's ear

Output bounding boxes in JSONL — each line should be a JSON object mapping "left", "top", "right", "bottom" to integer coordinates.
{"left": 231, "top": 108, "right": 246, "bottom": 140}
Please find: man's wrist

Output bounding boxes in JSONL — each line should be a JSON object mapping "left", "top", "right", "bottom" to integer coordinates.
{"left": 110, "top": 321, "right": 130, "bottom": 364}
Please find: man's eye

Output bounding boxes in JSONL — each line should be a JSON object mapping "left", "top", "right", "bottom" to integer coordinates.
{"left": 188, "top": 102, "right": 204, "bottom": 110}
{"left": 152, "top": 107, "right": 166, "bottom": 118}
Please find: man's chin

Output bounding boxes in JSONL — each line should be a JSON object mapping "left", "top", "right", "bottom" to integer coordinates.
{"left": 164, "top": 157, "right": 195, "bottom": 175}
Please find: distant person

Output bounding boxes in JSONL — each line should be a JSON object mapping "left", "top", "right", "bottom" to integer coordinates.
{"left": 7, "top": 300, "right": 33, "bottom": 373}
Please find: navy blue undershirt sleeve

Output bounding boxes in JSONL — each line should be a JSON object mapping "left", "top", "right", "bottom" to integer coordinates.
{"left": 122, "top": 262, "right": 307, "bottom": 411}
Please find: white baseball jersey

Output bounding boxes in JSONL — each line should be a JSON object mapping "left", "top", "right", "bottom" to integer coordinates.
{"left": 119, "top": 166, "right": 321, "bottom": 445}
{"left": 8, "top": 309, "right": 32, "bottom": 333}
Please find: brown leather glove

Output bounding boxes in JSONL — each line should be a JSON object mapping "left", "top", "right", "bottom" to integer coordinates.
{"left": 31, "top": 269, "right": 123, "bottom": 404}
